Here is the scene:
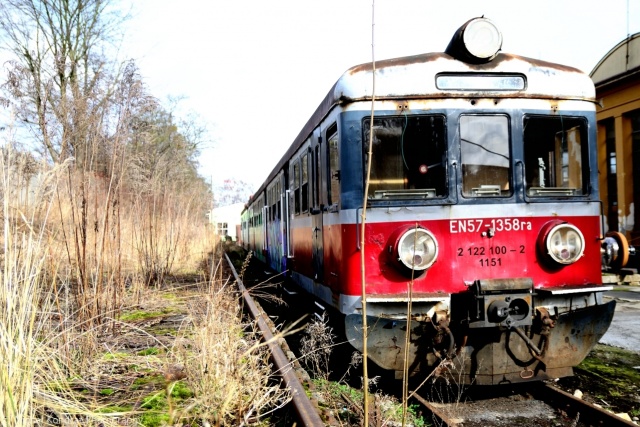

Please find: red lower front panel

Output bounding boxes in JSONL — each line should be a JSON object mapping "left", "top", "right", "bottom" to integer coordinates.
{"left": 327, "top": 215, "right": 602, "bottom": 298}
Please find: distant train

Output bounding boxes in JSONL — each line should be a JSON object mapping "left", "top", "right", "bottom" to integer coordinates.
{"left": 241, "top": 17, "right": 628, "bottom": 385}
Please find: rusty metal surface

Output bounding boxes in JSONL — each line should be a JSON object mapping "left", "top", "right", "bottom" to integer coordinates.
{"left": 225, "top": 253, "right": 325, "bottom": 426}
{"left": 347, "top": 52, "right": 583, "bottom": 75}
{"left": 346, "top": 300, "right": 616, "bottom": 384}
{"left": 459, "top": 300, "right": 616, "bottom": 385}
{"left": 474, "top": 277, "right": 533, "bottom": 293}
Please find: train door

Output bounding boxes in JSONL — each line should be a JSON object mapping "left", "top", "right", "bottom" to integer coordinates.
{"left": 325, "top": 124, "right": 340, "bottom": 290}
{"left": 311, "top": 130, "right": 324, "bottom": 281}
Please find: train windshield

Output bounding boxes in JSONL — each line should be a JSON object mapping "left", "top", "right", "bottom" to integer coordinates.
{"left": 460, "top": 115, "right": 511, "bottom": 197}
{"left": 363, "top": 115, "right": 447, "bottom": 200}
{"left": 523, "top": 115, "right": 588, "bottom": 197}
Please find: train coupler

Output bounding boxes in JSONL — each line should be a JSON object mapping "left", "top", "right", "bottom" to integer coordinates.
{"left": 466, "top": 277, "right": 534, "bottom": 328}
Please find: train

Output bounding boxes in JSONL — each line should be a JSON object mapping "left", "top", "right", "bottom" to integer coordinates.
{"left": 241, "top": 17, "right": 630, "bottom": 385}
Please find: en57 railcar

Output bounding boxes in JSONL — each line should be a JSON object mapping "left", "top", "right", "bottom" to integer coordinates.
{"left": 241, "top": 17, "right": 627, "bottom": 385}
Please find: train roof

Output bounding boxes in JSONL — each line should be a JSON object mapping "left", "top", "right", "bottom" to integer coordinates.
{"left": 246, "top": 19, "right": 596, "bottom": 207}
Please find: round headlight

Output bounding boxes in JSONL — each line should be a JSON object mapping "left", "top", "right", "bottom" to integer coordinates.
{"left": 545, "top": 223, "right": 585, "bottom": 265}
{"left": 397, "top": 228, "right": 438, "bottom": 270}
{"left": 463, "top": 18, "right": 503, "bottom": 61}
{"left": 445, "top": 17, "right": 503, "bottom": 64}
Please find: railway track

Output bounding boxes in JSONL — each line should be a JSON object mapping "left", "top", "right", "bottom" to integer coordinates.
{"left": 225, "top": 253, "right": 326, "bottom": 426}
{"left": 412, "top": 381, "right": 638, "bottom": 427}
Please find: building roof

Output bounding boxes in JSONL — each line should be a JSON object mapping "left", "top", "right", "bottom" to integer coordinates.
{"left": 591, "top": 32, "right": 640, "bottom": 88}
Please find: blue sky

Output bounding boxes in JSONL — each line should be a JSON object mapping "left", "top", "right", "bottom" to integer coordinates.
{"left": 123, "top": 0, "right": 639, "bottom": 191}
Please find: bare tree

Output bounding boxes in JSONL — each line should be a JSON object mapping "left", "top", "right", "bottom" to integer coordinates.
{"left": 125, "top": 103, "right": 211, "bottom": 286}
{"left": 0, "top": 0, "right": 126, "bottom": 168}
{"left": 214, "top": 178, "right": 254, "bottom": 207}
{"left": 0, "top": 0, "right": 141, "bottom": 331}
{"left": 0, "top": 0, "right": 213, "bottom": 330}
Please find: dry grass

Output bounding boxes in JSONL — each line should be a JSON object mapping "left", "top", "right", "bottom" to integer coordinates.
{"left": 0, "top": 128, "right": 289, "bottom": 425}
{"left": 175, "top": 279, "right": 291, "bottom": 425}
{"left": 0, "top": 142, "right": 113, "bottom": 426}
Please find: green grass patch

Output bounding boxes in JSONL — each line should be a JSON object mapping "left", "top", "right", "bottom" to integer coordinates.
{"left": 97, "top": 404, "right": 133, "bottom": 413}
{"left": 146, "top": 327, "right": 181, "bottom": 336}
{"left": 138, "top": 381, "right": 194, "bottom": 426}
{"left": 99, "top": 388, "right": 116, "bottom": 396}
{"left": 577, "top": 345, "right": 640, "bottom": 388}
{"left": 139, "top": 411, "right": 170, "bottom": 427}
{"left": 137, "top": 347, "right": 161, "bottom": 356}
{"left": 311, "top": 378, "right": 426, "bottom": 426}
{"left": 131, "top": 374, "right": 165, "bottom": 391}
{"left": 102, "top": 352, "right": 130, "bottom": 361}
{"left": 168, "top": 381, "right": 193, "bottom": 399}
{"left": 120, "top": 309, "right": 171, "bottom": 322}
{"left": 569, "top": 344, "right": 640, "bottom": 416}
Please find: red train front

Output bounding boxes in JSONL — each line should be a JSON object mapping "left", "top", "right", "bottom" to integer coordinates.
{"left": 242, "top": 17, "right": 623, "bottom": 384}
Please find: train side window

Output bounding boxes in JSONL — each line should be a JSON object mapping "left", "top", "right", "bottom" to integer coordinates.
{"left": 327, "top": 126, "right": 340, "bottom": 208}
{"left": 267, "top": 187, "right": 272, "bottom": 222}
{"left": 314, "top": 145, "right": 320, "bottom": 207}
{"left": 460, "top": 115, "right": 511, "bottom": 197}
{"left": 277, "top": 178, "right": 282, "bottom": 220}
{"left": 523, "top": 115, "right": 588, "bottom": 197}
{"left": 301, "top": 153, "right": 309, "bottom": 213}
{"left": 274, "top": 183, "right": 278, "bottom": 220}
{"left": 268, "top": 184, "right": 277, "bottom": 221}
{"left": 293, "top": 160, "right": 301, "bottom": 215}
{"left": 363, "top": 115, "right": 447, "bottom": 200}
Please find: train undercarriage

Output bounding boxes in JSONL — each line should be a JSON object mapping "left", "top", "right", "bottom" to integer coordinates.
{"left": 345, "top": 278, "right": 616, "bottom": 385}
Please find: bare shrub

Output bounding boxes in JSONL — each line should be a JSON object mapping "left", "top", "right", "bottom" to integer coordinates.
{"left": 300, "top": 313, "right": 336, "bottom": 380}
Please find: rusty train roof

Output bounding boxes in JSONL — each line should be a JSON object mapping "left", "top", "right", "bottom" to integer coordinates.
{"left": 245, "top": 52, "right": 596, "bottom": 208}
{"left": 335, "top": 51, "right": 594, "bottom": 103}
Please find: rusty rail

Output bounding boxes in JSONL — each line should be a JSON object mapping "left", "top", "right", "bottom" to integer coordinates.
{"left": 225, "top": 253, "right": 325, "bottom": 426}
{"left": 530, "top": 382, "right": 638, "bottom": 427}
{"left": 412, "top": 392, "right": 457, "bottom": 427}
{"left": 412, "top": 382, "right": 638, "bottom": 427}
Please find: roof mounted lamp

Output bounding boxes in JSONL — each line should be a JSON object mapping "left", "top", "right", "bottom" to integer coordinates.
{"left": 445, "top": 17, "right": 503, "bottom": 64}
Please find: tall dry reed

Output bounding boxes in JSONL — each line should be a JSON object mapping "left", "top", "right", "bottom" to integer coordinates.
{"left": 0, "top": 133, "right": 114, "bottom": 426}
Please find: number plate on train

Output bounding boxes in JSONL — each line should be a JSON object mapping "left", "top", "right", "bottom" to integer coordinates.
{"left": 449, "top": 218, "right": 533, "bottom": 233}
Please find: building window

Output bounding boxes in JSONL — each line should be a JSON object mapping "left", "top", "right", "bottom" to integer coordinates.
{"left": 629, "top": 110, "right": 640, "bottom": 234}
{"left": 603, "top": 118, "right": 618, "bottom": 232}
